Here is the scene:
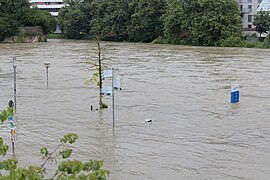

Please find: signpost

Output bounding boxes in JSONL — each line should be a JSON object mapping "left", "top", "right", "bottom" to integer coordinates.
{"left": 231, "top": 84, "right": 240, "bottom": 103}
{"left": 102, "top": 69, "right": 122, "bottom": 127}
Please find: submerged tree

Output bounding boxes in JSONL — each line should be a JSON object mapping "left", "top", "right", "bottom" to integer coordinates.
{"left": 85, "top": 37, "right": 108, "bottom": 109}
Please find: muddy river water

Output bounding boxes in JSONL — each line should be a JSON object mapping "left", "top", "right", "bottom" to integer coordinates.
{"left": 1, "top": 39, "right": 270, "bottom": 179}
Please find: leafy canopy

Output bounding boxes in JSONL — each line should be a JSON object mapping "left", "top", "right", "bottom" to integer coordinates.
{"left": 253, "top": 11, "right": 270, "bottom": 37}
{"left": 0, "top": 131, "right": 109, "bottom": 179}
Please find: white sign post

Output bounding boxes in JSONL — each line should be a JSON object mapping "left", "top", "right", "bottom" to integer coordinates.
{"left": 102, "top": 69, "right": 122, "bottom": 127}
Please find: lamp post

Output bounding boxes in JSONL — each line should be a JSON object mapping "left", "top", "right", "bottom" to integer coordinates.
{"left": 112, "top": 68, "right": 115, "bottom": 128}
{"left": 13, "top": 57, "right": 17, "bottom": 112}
{"left": 44, "top": 62, "right": 50, "bottom": 89}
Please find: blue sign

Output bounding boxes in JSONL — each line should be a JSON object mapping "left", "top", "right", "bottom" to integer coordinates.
{"left": 231, "top": 84, "right": 240, "bottom": 103}
{"left": 8, "top": 116, "right": 14, "bottom": 122}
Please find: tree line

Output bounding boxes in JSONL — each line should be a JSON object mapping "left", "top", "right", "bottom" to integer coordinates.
{"left": 59, "top": 0, "right": 242, "bottom": 46}
{"left": 0, "top": 0, "right": 56, "bottom": 41}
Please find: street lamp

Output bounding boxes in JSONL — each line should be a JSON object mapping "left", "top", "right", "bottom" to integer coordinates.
{"left": 44, "top": 62, "right": 50, "bottom": 88}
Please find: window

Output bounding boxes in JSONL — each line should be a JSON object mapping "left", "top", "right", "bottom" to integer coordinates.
{"left": 248, "top": 0, "right": 252, "bottom": 2}
{"left": 248, "top": 15, "right": 252, "bottom": 22}
{"left": 248, "top": 25, "right": 252, "bottom": 28}
{"left": 258, "top": 0, "right": 262, "bottom": 3}
{"left": 248, "top": 5, "right": 252, "bottom": 12}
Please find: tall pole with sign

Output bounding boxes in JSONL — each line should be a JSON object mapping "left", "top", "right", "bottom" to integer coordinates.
{"left": 102, "top": 69, "right": 122, "bottom": 127}
{"left": 13, "top": 57, "right": 17, "bottom": 112}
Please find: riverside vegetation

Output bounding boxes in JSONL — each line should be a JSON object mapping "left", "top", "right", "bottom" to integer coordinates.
{"left": 2, "top": 0, "right": 270, "bottom": 48}
{"left": 0, "top": 0, "right": 56, "bottom": 42}
{"left": 58, "top": 0, "right": 270, "bottom": 48}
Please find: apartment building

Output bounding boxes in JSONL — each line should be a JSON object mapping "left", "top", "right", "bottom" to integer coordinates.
{"left": 238, "top": 0, "right": 263, "bottom": 29}
{"left": 29, "top": 0, "right": 66, "bottom": 17}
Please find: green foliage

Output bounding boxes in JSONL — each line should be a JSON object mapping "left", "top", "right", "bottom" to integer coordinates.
{"left": 190, "top": 0, "right": 241, "bottom": 46}
{"left": 152, "top": 36, "right": 169, "bottom": 44}
{"left": 0, "top": 138, "right": 9, "bottom": 156}
{"left": 0, "top": 133, "right": 109, "bottom": 179}
{"left": 262, "top": 33, "right": 270, "bottom": 48}
{"left": 61, "top": 133, "right": 78, "bottom": 144}
{"left": 56, "top": 160, "right": 109, "bottom": 179}
{"left": 0, "top": 0, "right": 55, "bottom": 41}
{"left": 160, "top": 0, "right": 242, "bottom": 46}
{"left": 58, "top": 5, "right": 90, "bottom": 39}
{"left": 162, "top": 0, "right": 188, "bottom": 44}
{"left": 128, "top": 0, "right": 166, "bottom": 42}
{"left": 0, "top": 17, "right": 19, "bottom": 41}
{"left": 47, "top": 33, "right": 65, "bottom": 39}
{"left": 60, "top": 149, "right": 72, "bottom": 158}
{"left": 0, "top": 107, "right": 14, "bottom": 123}
{"left": 221, "top": 36, "right": 242, "bottom": 47}
{"left": 89, "top": 0, "right": 132, "bottom": 41}
{"left": 253, "top": 11, "right": 270, "bottom": 37}
{"left": 21, "top": 9, "right": 56, "bottom": 34}
{"left": 40, "top": 147, "right": 49, "bottom": 158}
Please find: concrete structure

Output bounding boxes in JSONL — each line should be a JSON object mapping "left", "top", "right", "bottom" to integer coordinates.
{"left": 29, "top": 0, "right": 66, "bottom": 17}
{"left": 238, "top": 0, "right": 263, "bottom": 30}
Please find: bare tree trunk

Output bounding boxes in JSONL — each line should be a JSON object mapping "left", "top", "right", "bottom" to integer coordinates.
{"left": 96, "top": 38, "right": 103, "bottom": 108}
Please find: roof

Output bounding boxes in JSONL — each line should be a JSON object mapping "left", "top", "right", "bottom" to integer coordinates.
{"left": 257, "top": 0, "right": 270, "bottom": 11}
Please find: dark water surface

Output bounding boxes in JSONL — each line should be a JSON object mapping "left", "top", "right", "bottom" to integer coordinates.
{"left": 1, "top": 39, "right": 270, "bottom": 179}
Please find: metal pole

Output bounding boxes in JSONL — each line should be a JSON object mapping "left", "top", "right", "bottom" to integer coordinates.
{"left": 44, "top": 62, "right": 50, "bottom": 89}
{"left": 12, "top": 141, "right": 15, "bottom": 154}
{"left": 13, "top": 57, "right": 17, "bottom": 112}
{"left": 112, "top": 68, "right": 115, "bottom": 127}
{"left": 46, "top": 67, "right": 49, "bottom": 89}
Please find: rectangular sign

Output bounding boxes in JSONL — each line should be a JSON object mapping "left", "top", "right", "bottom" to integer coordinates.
{"left": 102, "top": 86, "right": 112, "bottom": 96}
{"left": 103, "top": 70, "right": 113, "bottom": 78}
{"left": 113, "top": 76, "right": 122, "bottom": 90}
{"left": 231, "top": 84, "right": 240, "bottom": 103}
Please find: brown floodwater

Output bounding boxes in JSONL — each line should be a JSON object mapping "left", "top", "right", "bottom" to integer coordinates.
{"left": 1, "top": 39, "right": 270, "bottom": 179}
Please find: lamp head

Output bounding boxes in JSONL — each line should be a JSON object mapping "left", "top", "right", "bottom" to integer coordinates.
{"left": 44, "top": 62, "right": 50, "bottom": 68}
{"left": 13, "top": 57, "right": 16, "bottom": 68}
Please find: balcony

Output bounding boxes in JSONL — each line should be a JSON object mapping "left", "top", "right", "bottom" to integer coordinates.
{"left": 238, "top": 0, "right": 252, "bottom": 3}
{"left": 240, "top": 8, "right": 252, "bottom": 15}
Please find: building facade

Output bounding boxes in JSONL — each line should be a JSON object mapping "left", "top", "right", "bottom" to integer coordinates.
{"left": 238, "top": 0, "right": 263, "bottom": 29}
{"left": 29, "top": 0, "right": 66, "bottom": 17}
